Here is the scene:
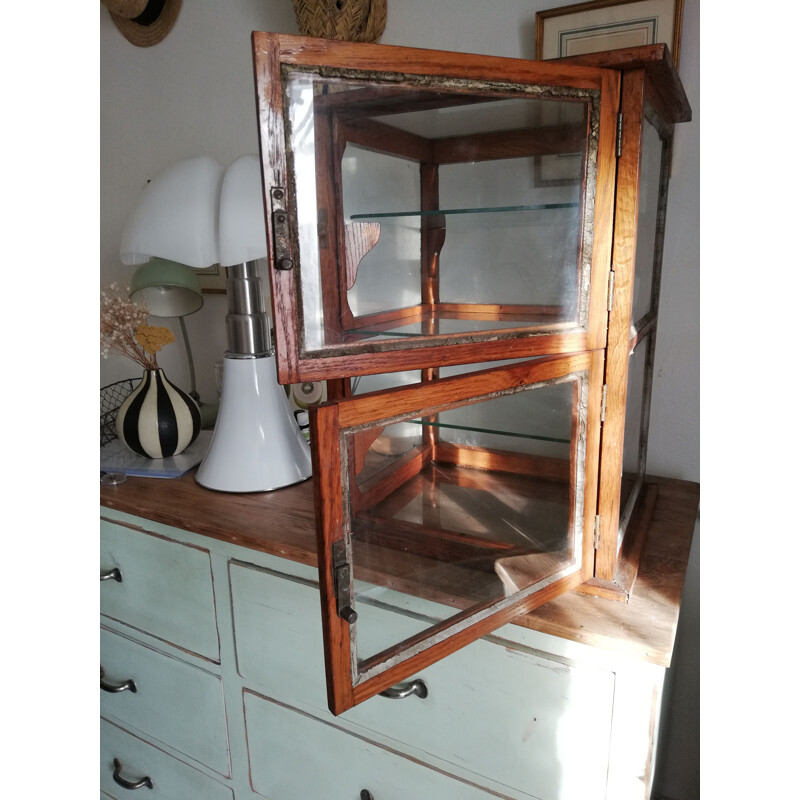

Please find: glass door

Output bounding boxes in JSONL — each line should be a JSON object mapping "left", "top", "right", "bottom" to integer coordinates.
{"left": 253, "top": 33, "right": 620, "bottom": 384}
{"left": 310, "top": 350, "right": 604, "bottom": 714}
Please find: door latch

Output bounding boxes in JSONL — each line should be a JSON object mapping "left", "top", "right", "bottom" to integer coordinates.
{"left": 332, "top": 540, "right": 357, "bottom": 624}
{"left": 270, "top": 187, "right": 294, "bottom": 270}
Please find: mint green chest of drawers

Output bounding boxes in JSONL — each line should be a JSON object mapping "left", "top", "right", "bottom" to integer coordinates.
{"left": 100, "top": 506, "right": 671, "bottom": 800}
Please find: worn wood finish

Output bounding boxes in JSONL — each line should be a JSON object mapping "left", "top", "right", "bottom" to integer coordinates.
{"left": 595, "top": 69, "right": 647, "bottom": 580}
{"left": 252, "top": 34, "right": 302, "bottom": 384}
{"left": 336, "top": 351, "right": 594, "bottom": 429}
{"left": 554, "top": 43, "right": 691, "bottom": 124}
{"left": 586, "top": 67, "right": 620, "bottom": 351}
{"left": 262, "top": 32, "right": 609, "bottom": 90}
{"left": 308, "top": 402, "right": 355, "bottom": 713}
{"left": 100, "top": 472, "right": 698, "bottom": 667}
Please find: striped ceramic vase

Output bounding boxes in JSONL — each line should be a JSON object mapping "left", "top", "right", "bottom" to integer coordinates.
{"left": 116, "top": 369, "right": 201, "bottom": 459}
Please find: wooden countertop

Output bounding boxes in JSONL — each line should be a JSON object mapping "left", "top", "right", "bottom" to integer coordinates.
{"left": 101, "top": 470, "right": 698, "bottom": 668}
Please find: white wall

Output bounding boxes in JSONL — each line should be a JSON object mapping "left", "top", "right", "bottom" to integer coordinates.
{"left": 101, "top": 0, "right": 301, "bottom": 401}
{"left": 100, "top": 2, "right": 700, "bottom": 796}
{"left": 100, "top": 0, "right": 699, "bottom": 484}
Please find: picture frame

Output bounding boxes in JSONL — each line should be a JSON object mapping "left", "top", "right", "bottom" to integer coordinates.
{"left": 535, "top": 0, "right": 684, "bottom": 67}
{"left": 194, "top": 264, "right": 228, "bottom": 293}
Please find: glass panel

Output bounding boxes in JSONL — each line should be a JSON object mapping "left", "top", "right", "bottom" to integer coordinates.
{"left": 622, "top": 334, "right": 650, "bottom": 487}
{"left": 284, "top": 71, "right": 596, "bottom": 357}
{"left": 617, "top": 334, "right": 653, "bottom": 551}
{"left": 344, "top": 374, "right": 586, "bottom": 669}
{"left": 436, "top": 159, "right": 581, "bottom": 310}
{"left": 631, "top": 114, "right": 665, "bottom": 325}
{"left": 342, "top": 145, "right": 421, "bottom": 320}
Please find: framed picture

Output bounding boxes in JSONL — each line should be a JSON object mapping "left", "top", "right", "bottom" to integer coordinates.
{"left": 194, "top": 264, "right": 228, "bottom": 293}
{"left": 535, "top": 0, "right": 684, "bottom": 67}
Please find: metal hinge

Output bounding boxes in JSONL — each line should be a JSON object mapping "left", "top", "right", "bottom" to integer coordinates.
{"left": 616, "top": 113, "right": 624, "bottom": 157}
{"left": 607, "top": 270, "right": 615, "bottom": 312}
{"left": 600, "top": 384, "right": 608, "bottom": 422}
{"left": 593, "top": 516, "right": 602, "bottom": 549}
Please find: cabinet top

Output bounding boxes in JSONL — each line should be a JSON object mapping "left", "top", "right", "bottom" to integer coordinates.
{"left": 255, "top": 33, "right": 690, "bottom": 125}
{"left": 100, "top": 470, "right": 698, "bottom": 668}
{"left": 554, "top": 43, "right": 691, "bottom": 123}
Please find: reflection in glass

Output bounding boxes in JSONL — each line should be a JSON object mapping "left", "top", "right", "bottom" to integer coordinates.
{"left": 631, "top": 113, "right": 666, "bottom": 326}
{"left": 344, "top": 376, "right": 585, "bottom": 667}
{"left": 617, "top": 334, "right": 653, "bottom": 552}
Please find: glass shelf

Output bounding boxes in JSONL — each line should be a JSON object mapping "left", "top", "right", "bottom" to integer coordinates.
{"left": 351, "top": 202, "right": 579, "bottom": 220}
{"left": 346, "top": 316, "right": 567, "bottom": 340}
{"left": 411, "top": 418, "right": 571, "bottom": 445}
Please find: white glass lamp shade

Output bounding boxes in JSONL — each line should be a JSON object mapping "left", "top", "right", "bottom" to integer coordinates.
{"left": 218, "top": 155, "right": 268, "bottom": 266}
{"left": 129, "top": 258, "right": 204, "bottom": 317}
{"left": 120, "top": 156, "right": 224, "bottom": 268}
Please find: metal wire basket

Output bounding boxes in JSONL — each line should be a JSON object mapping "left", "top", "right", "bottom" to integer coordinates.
{"left": 100, "top": 378, "right": 137, "bottom": 447}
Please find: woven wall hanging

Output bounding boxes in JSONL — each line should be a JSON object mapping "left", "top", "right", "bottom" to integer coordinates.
{"left": 291, "top": 0, "right": 387, "bottom": 43}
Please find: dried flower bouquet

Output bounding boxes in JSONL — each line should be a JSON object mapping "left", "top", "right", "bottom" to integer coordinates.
{"left": 101, "top": 283, "right": 175, "bottom": 370}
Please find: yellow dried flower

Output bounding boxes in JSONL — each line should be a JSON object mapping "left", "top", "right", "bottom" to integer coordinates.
{"left": 135, "top": 325, "right": 176, "bottom": 354}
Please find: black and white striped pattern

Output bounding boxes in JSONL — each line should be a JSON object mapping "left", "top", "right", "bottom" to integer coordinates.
{"left": 116, "top": 369, "right": 201, "bottom": 459}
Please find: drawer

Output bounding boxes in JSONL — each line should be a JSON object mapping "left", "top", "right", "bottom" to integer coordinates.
{"left": 100, "top": 718, "right": 233, "bottom": 800}
{"left": 100, "top": 627, "right": 230, "bottom": 777}
{"left": 231, "top": 562, "right": 329, "bottom": 709}
{"left": 243, "top": 690, "right": 498, "bottom": 800}
{"left": 100, "top": 519, "right": 219, "bottom": 660}
{"left": 231, "top": 561, "right": 615, "bottom": 799}
{"left": 350, "top": 612, "right": 616, "bottom": 800}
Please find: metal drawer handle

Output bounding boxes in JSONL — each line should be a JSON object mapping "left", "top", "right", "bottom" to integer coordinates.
{"left": 100, "top": 667, "right": 137, "bottom": 694}
{"left": 112, "top": 758, "right": 153, "bottom": 790}
{"left": 100, "top": 567, "right": 122, "bottom": 582}
{"left": 379, "top": 678, "right": 428, "bottom": 700}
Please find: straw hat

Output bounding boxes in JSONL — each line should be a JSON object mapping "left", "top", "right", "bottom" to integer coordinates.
{"left": 101, "top": 0, "right": 182, "bottom": 47}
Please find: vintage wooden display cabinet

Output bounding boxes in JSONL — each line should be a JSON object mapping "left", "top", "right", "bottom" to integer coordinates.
{"left": 253, "top": 33, "right": 691, "bottom": 714}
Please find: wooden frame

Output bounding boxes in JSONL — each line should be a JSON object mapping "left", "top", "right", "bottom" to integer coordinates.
{"left": 536, "top": 0, "right": 684, "bottom": 68}
{"left": 311, "top": 351, "right": 604, "bottom": 714}
{"left": 252, "top": 32, "right": 619, "bottom": 385}
{"left": 563, "top": 53, "right": 679, "bottom": 599}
